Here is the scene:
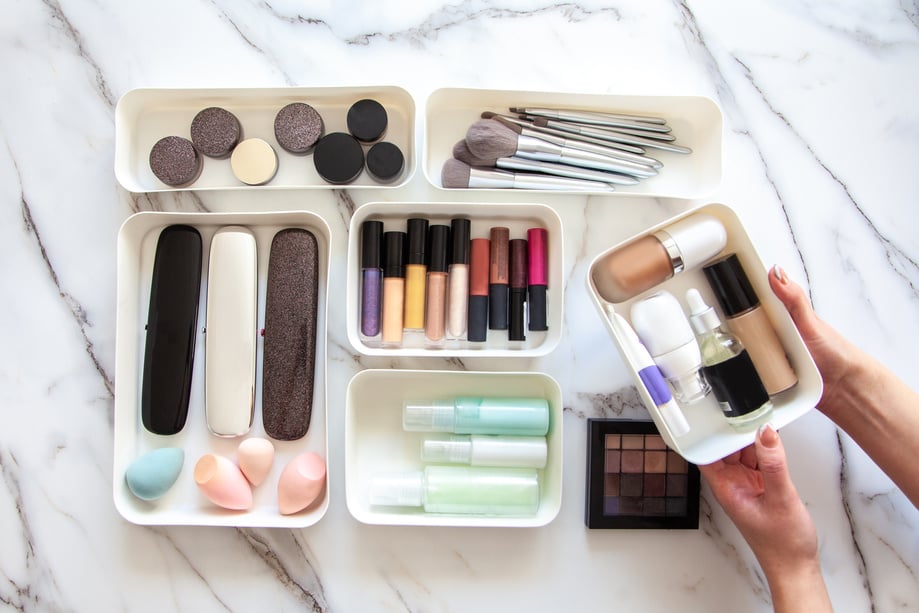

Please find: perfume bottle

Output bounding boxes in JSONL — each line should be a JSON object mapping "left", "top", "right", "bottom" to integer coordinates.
{"left": 685, "top": 289, "right": 773, "bottom": 428}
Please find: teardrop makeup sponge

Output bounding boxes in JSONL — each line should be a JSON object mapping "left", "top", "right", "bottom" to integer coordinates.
{"left": 194, "top": 454, "right": 253, "bottom": 510}
{"left": 125, "top": 447, "right": 184, "bottom": 501}
{"left": 277, "top": 452, "right": 327, "bottom": 515}
{"left": 237, "top": 437, "right": 275, "bottom": 486}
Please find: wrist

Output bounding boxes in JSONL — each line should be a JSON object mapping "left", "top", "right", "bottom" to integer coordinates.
{"left": 764, "top": 558, "right": 830, "bottom": 613}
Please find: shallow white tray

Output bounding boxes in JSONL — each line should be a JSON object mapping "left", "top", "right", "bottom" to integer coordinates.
{"left": 586, "top": 203, "right": 822, "bottom": 465}
{"left": 345, "top": 370, "right": 563, "bottom": 527}
{"left": 114, "top": 211, "right": 330, "bottom": 527}
{"left": 115, "top": 86, "right": 415, "bottom": 192}
{"left": 346, "top": 201, "right": 564, "bottom": 357}
{"left": 424, "top": 87, "right": 722, "bottom": 199}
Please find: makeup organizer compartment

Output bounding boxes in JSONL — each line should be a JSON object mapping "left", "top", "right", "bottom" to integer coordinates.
{"left": 114, "top": 211, "right": 330, "bottom": 527}
{"left": 424, "top": 87, "right": 722, "bottom": 198}
{"left": 346, "top": 201, "right": 564, "bottom": 357}
{"left": 586, "top": 203, "right": 822, "bottom": 466}
{"left": 115, "top": 86, "right": 415, "bottom": 192}
{"left": 345, "top": 369, "right": 563, "bottom": 527}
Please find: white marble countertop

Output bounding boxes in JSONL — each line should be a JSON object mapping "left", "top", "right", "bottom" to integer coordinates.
{"left": 2, "top": 1, "right": 918, "bottom": 611}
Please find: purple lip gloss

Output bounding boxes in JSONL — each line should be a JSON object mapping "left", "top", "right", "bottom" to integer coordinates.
{"left": 360, "top": 220, "right": 383, "bottom": 338}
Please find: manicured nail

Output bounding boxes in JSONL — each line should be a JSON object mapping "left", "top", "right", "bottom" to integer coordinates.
{"left": 758, "top": 423, "right": 779, "bottom": 448}
{"left": 772, "top": 265, "right": 787, "bottom": 284}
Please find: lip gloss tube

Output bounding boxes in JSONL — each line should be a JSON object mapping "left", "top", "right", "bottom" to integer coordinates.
{"left": 403, "top": 218, "right": 428, "bottom": 330}
{"left": 526, "top": 228, "right": 548, "bottom": 331}
{"left": 360, "top": 220, "right": 383, "bottom": 339}
{"left": 381, "top": 231, "right": 406, "bottom": 346}
{"left": 446, "top": 218, "right": 470, "bottom": 340}
{"left": 468, "top": 238, "right": 490, "bottom": 342}
{"left": 489, "top": 227, "right": 510, "bottom": 330}
{"left": 425, "top": 224, "right": 450, "bottom": 344}
{"left": 509, "top": 238, "right": 528, "bottom": 341}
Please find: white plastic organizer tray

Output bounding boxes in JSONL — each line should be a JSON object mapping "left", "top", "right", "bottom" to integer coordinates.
{"left": 345, "top": 369, "right": 563, "bottom": 527}
{"left": 424, "top": 87, "right": 722, "bottom": 198}
{"left": 115, "top": 86, "right": 415, "bottom": 192}
{"left": 346, "top": 201, "right": 564, "bottom": 357}
{"left": 114, "top": 211, "right": 330, "bottom": 527}
{"left": 586, "top": 203, "right": 822, "bottom": 465}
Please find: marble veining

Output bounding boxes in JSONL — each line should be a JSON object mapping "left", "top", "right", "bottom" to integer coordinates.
{"left": 1, "top": 0, "right": 918, "bottom": 611}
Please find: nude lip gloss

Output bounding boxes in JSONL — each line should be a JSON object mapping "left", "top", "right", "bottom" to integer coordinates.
{"left": 425, "top": 224, "right": 450, "bottom": 344}
{"left": 381, "top": 231, "right": 406, "bottom": 346}
{"left": 360, "top": 220, "right": 383, "bottom": 339}
{"left": 489, "top": 227, "right": 510, "bottom": 330}
{"left": 403, "top": 218, "right": 428, "bottom": 330}
{"left": 468, "top": 238, "right": 490, "bottom": 342}
{"left": 526, "top": 228, "right": 548, "bottom": 331}
{"left": 509, "top": 238, "right": 528, "bottom": 341}
{"left": 446, "top": 218, "right": 470, "bottom": 340}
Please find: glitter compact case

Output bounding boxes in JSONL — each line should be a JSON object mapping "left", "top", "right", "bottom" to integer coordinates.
{"left": 585, "top": 419, "right": 700, "bottom": 529}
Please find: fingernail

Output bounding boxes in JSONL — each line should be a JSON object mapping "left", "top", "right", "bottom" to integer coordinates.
{"left": 758, "top": 423, "right": 779, "bottom": 448}
{"left": 772, "top": 265, "right": 787, "bottom": 284}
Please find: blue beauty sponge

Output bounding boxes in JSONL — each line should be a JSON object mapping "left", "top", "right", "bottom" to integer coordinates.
{"left": 125, "top": 447, "right": 184, "bottom": 501}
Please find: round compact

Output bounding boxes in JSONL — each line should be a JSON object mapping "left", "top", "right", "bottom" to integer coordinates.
{"left": 190, "top": 107, "right": 241, "bottom": 158}
{"left": 230, "top": 138, "right": 278, "bottom": 185}
{"left": 346, "top": 99, "right": 387, "bottom": 143}
{"left": 366, "top": 141, "right": 404, "bottom": 183}
{"left": 149, "top": 136, "right": 202, "bottom": 187}
{"left": 313, "top": 132, "right": 364, "bottom": 184}
{"left": 274, "top": 102, "right": 323, "bottom": 154}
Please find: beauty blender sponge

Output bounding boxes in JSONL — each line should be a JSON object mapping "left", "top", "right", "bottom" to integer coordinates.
{"left": 237, "top": 437, "right": 275, "bottom": 486}
{"left": 277, "top": 452, "right": 326, "bottom": 515}
{"left": 125, "top": 447, "right": 184, "bottom": 501}
{"left": 194, "top": 454, "right": 253, "bottom": 510}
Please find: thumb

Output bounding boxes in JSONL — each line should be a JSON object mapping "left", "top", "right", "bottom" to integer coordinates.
{"left": 768, "top": 265, "right": 822, "bottom": 344}
{"left": 754, "top": 424, "right": 797, "bottom": 502}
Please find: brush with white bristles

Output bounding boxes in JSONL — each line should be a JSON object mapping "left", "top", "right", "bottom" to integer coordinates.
{"left": 465, "top": 120, "right": 657, "bottom": 177}
{"left": 441, "top": 158, "right": 617, "bottom": 191}
{"left": 452, "top": 140, "right": 639, "bottom": 186}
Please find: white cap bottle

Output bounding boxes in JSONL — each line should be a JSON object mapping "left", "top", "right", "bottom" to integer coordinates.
{"left": 421, "top": 435, "right": 548, "bottom": 468}
{"left": 630, "top": 291, "right": 710, "bottom": 403}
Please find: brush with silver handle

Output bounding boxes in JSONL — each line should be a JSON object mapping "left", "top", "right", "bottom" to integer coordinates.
{"left": 532, "top": 117, "right": 692, "bottom": 154}
{"left": 441, "top": 159, "right": 617, "bottom": 191}
{"left": 465, "top": 120, "right": 659, "bottom": 177}
{"left": 510, "top": 107, "right": 669, "bottom": 130}
{"left": 452, "top": 140, "right": 640, "bottom": 186}
{"left": 482, "top": 113, "right": 663, "bottom": 168}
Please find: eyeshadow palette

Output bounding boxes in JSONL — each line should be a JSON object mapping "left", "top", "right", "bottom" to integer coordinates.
{"left": 585, "top": 419, "right": 700, "bottom": 529}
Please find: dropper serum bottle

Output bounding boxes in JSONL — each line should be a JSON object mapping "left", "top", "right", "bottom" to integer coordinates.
{"left": 685, "top": 289, "right": 772, "bottom": 428}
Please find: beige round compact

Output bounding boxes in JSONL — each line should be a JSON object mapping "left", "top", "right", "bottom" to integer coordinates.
{"left": 230, "top": 138, "right": 278, "bottom": 185}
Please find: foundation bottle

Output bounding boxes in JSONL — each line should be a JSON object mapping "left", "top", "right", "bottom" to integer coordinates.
{"left": 592, "top": 213, "right": 727, "bottom": 303}
{"left": 703, "top": 254, "right": 797, "bottom": 395}
{"left": 686, "top": 288, "right": 773, "bottom": 428}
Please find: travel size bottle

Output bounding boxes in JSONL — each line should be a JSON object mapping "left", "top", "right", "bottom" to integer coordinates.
{"left": 685, "top": 288, "right": 773, "bottom": 428}
{"left": 421, "top": 434, "right": 548, "bottom": 468}
{"left": 403, "top": 396, "right": 550, "bottom": 436}
{"left": 370, "top": 465, "right": 540, "bottom": 515}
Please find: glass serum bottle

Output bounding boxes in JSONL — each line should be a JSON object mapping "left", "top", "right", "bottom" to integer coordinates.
{"left": 685, "top": 289, "right": 772, "bottom": 428}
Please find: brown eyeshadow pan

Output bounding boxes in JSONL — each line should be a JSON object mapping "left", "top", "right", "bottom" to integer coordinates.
{"left": 586, "top": 419, "right": 700, "bottom": 529}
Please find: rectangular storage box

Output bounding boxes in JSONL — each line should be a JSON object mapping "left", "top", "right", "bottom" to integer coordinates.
{"left": 115, "top": 86, "right": 414, "bottom": 192}
{"left": 114, "top": 211, "right": 330, "bottom": 527}
{"left": 586, "top": 203, "right": 822, "bottom": 465}
{"left": 345, "top": 369, "right": 563, "bottom": 527}
{"left": 346, "top": 201, "right": 564, "bottom": 357}
{"left": 424, "top": 87, "right": 722, "bottom": 198}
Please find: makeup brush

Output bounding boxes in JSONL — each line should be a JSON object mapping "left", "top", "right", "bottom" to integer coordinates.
{"left": 513, "top": 108, "right": 671, "bottom": 134}
{"left": 452, "top": 140, "right": 639, "bottom": 186}
{"left": 442, "top": 158, "right": 616, "bottom": 191}
{"left": 510, "top": 106, "right": 668, "bottom": 126}
{"left": 532, "top": 117, "right": 692, "bottom": 154}
{"left": 482, "top": 113, "right": 663, "bottom": 168}
{"left": 465, "top": 120, "right": 658, "bottom": 177}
